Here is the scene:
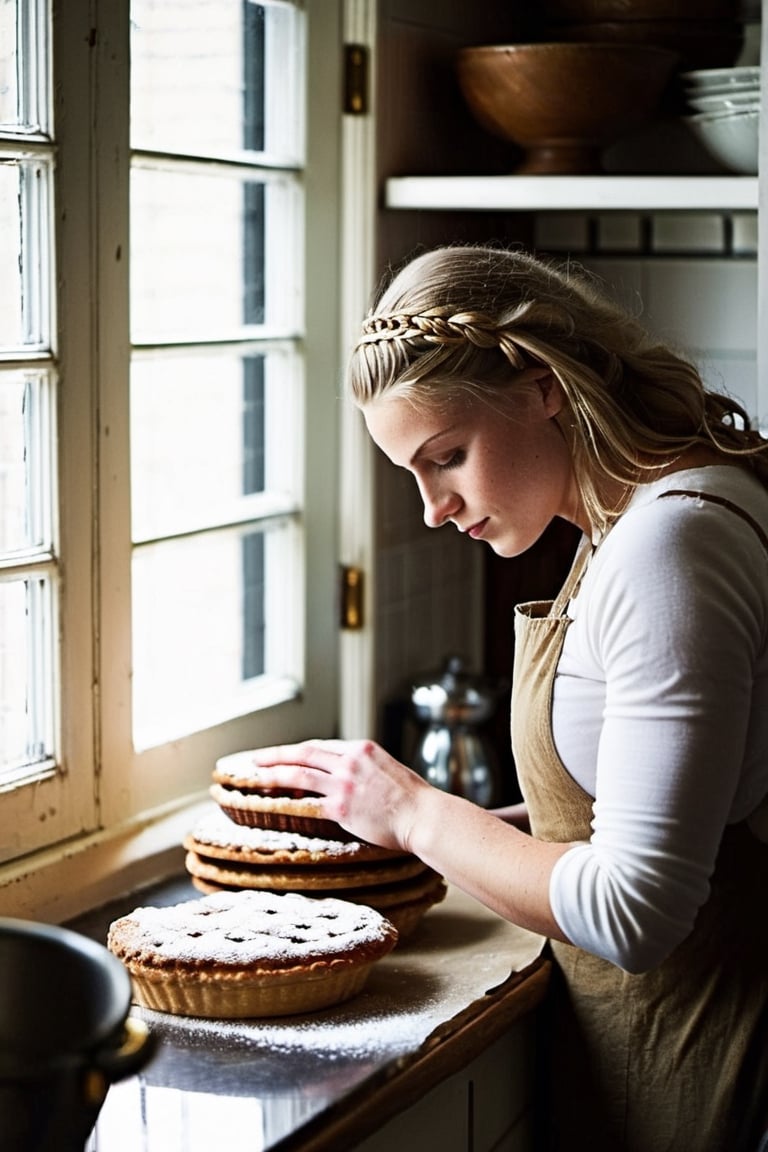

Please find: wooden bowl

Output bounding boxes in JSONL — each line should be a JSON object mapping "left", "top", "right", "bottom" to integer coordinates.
{"left": 457, "top": 43, "right": 679, "bottom": 174}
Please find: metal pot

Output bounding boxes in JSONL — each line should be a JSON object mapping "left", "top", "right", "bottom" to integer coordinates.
{"left": 410, "top": 656, "right": 506, "bottom": 808}
{"left": 0, "top": 917, "right": 157, "bottom": 1152}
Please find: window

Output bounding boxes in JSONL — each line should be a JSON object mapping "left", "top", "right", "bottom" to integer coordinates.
{"left": 0, "top": 0, "right": 341, "bottom": 868}
{"left": 129, "top": 1, "right": 307, "bottom": 749}
{"left": 0, "top": 0, "right": 57, "bottom": 805}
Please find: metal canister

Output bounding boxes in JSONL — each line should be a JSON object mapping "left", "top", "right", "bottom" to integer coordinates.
{"left": 409, "top": 655, "right": 504, "bottom": 808}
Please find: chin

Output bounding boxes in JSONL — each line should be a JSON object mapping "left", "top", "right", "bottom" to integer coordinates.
{"left": 489, "top": 540, "right": 525, "bottom": 559}
{"left": 490, "top": 530, "right": 549, "bottom": 559}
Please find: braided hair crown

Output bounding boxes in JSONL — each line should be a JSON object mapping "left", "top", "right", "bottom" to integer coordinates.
{"left": 357, "top": 307, "right": 528, "bottom": 369}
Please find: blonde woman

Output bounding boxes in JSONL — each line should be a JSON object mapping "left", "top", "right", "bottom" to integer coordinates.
{"left": 251, "top": 245, "right": 768, "bottom": 1151}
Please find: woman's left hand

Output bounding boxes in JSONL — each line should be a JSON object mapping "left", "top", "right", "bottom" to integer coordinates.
{"left": 248, "top": 739, "right": 432, "bottom": 853}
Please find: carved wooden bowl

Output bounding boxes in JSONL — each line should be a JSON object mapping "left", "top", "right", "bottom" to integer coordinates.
{"left": 456, "top": 42, "right": 679, "bottom": 174}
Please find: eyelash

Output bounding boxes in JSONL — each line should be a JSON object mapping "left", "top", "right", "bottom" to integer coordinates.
{"left": 435, "top": 449, "right": 465, "bottom": 471}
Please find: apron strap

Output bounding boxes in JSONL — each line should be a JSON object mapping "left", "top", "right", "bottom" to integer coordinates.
{"left": 659, "top": 489, "right": 768, "bottom": 555}
{"left": 551, "top": 537, "right": 592, "bottom": 617}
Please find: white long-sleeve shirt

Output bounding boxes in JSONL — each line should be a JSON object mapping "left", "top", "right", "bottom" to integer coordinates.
{"left": 549, "top": 466, "right": 768, "bottom": 973}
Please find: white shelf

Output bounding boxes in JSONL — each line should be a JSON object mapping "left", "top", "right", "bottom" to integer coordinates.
{"left": 385, "top": 175, "right": 759, "bottom": 212}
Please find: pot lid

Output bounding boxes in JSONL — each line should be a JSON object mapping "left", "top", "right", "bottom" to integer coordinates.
{"left": 410, "top": 655, "right": 503, "bottom": 723}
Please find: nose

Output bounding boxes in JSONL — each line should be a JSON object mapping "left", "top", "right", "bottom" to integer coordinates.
{"left": 418, "top": 478, "right": 462, "bottom": 529}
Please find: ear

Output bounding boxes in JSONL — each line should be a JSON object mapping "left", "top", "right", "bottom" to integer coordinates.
{"left": 521, "top": 365, "right": 564, "bottom": 418}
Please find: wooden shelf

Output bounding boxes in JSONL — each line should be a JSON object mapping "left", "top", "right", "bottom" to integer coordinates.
{"left": 385, "top": 175, "right": 759, "bottom": 212}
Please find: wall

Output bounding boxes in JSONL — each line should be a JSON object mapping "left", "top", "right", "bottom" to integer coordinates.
{"left": 535, "top": 210, "right": 759, "bottom": 423}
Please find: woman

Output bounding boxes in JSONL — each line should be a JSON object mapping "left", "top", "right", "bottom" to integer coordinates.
{"left": 250, "top": 245, "right": 768, "bottom": 1150}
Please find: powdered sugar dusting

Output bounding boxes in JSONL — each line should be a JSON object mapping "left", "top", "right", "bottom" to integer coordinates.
{"left": 189, "top": 809, "right": 365, "bottom": 858}
{"left": 108, "top": 890, "right": 396, "bottom": 966}
{"left": 136, "top": 999, "right": 435, "bottom": 1059}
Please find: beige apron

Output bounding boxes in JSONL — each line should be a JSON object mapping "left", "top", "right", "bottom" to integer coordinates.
{"left": 512, "top": 496, "right": 768, "bottom": 1152}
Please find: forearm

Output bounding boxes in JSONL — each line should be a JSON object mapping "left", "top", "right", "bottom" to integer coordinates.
{"left": 405, "top": 785, "right": 573, "bottom": 941}
{"left": 490, "top": 801, "right": 530, "bottom": 831}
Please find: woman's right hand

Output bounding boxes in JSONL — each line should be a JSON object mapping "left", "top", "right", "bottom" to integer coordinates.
{"left": 247, "top": 738, "right": 433, "bottom": 854}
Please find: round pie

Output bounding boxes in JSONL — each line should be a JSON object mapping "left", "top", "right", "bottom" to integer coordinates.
{"left": 184, "top": 848, "right": 431, "bottom": 893}
{"left": 210, "top": 751, "right": 353, "bottom": 838}
{"left": 210, "top": 782, "right": 351, "bottom": 839}
{"left": 212, "top": 750, "right": 314, "bottom": 794}
{"left": 184, "top": 809, "right": 405, "bottom": 867}
{"left": 188, "top": 865, "right": 448, "bottom": 940}
{"left": 107, "top": 889, "right": 398, "bottom": 1019}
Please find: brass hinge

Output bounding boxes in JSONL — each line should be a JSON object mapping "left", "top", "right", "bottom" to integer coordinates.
{"left": 340, "top": 565, "right": 365, "bottom": 630}
{"left": 343, "top": 43, "right": 368, "bottom": 115}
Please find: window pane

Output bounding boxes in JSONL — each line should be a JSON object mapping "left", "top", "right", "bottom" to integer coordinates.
{"left": 0, "top": 575, "right": 55, "bottom": 782}
{"left": 130, "top": 165, "right": 302, "bottom": 342}
{"left": 131, "top": 347, "right": 302, "bottom": 542}
{"left": 130, "top": 0, "right": 304, "bottom": 162}
{"left": 0, "top": 0, "right": 50, "bottom": 133}
{"left": 132, "top": 522, "right": 301, "bottom": 749}
{"left": 0, "top": 370, "right": 53, "bottom": 553}
{"left": 0, "top": 159, "right": 52, "bottom": 349}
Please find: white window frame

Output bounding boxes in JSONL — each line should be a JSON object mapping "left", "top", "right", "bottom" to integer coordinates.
{"left": 0, "top": 0, "right": 344, "bottom": 916}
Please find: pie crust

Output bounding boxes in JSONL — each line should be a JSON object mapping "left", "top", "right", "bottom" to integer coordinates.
{"left": 107, "top": 889, "right": 398, "bottom": 1019}
{"left": 188, "top": 867, "right": 449, "bottom": 940}
{"left": 210, "top": 782, "right": 350, "bottom": 839}
{"left": 184, "top": 810, "right": 405, "bottom": 867}
{"left": 184, "top": 849, "right": 430, "bottom": 893}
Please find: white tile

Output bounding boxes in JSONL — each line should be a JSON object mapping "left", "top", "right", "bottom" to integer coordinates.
{"left": 731, "top": 211, "right": 759, "bottom": 256}
{"left": 534, "top": 212, "right": 590, "bottom": 252}
{"left": 651, "top": 213, "right": 725, "bottom": 253}
{"left": 640, "top": 259, "right": 757, "bottom": 352}
{"left": 595, "top": 213, "right": 643, "bottom": 252}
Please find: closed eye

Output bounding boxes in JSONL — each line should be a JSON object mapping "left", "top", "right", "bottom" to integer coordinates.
{"left": 434, "top": 449, "right": 466, "bottom": 471}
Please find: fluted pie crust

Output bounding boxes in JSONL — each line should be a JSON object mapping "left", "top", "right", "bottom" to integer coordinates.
{"left": 107, "top": 889, "right": 398, "bottom": 1019}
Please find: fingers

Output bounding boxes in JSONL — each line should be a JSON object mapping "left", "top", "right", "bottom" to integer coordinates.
{"left": 250, "top": 738, "right": 372, "bottom": 775}
{"left": 249, "top": 744, "right": 326, "bottom": 776}
{"left": 247, "top": 742, "right": 351, "bottom": 799}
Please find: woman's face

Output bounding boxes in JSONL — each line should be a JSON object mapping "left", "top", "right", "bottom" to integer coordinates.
{"left": 363, "top": 369, "right": 588, "bottom": 557}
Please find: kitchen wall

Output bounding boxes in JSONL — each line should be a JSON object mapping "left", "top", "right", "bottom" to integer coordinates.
{"left": 535, "top": 209, "right": 759, "bottom": 425}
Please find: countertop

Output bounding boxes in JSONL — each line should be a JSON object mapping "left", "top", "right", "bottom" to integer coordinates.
{"left": 72, "top": 876, "right": 550, "bottom": 1152}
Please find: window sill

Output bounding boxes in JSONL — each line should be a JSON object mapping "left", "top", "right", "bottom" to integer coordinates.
{"left": 0, "top": 791, "right": 212, "bottom": 923}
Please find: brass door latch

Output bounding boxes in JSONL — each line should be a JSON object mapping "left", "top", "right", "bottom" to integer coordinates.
{"left": 340, "top": 565, "right": 364, "bottom": 629}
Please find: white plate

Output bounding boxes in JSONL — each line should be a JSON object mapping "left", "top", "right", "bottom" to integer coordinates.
{"left": 681, "top": 65, "right": 761, "bottom": 88}
{"left": 687, "top": 92, "right": 761, "bottom": 114}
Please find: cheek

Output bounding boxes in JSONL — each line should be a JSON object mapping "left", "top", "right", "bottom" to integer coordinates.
{"left": 486, "top": 424, "right": 569, "bottom": 502}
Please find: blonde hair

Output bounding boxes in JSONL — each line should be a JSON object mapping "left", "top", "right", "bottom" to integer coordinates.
{"left": 348, "top": 244, "right": 768, "bottom": 535}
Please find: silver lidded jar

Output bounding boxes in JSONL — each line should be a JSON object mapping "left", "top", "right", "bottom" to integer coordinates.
{"left": 409, "top": 655, "right": 504, "bottom": 808}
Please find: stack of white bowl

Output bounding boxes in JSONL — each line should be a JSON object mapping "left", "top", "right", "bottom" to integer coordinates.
{"left": 681, "top": 65, "right": 760, "bottom": 174}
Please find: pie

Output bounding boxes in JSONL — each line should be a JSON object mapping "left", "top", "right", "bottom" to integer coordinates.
{"left": 107, "top": 888, "right": 398, "bottom": 1019}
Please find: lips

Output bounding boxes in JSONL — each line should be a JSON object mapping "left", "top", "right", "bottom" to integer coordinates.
{"left": 467, "top": 518, "right": 489, "bottom": 539}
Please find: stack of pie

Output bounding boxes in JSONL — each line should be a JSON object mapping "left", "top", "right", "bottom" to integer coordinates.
{"left": 188, "top": 751, "right": 447, "bottom": 940}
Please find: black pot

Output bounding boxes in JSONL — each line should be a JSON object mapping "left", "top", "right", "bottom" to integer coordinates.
{"left": 0, "top": 916, "right": 157, "bottom": 1152}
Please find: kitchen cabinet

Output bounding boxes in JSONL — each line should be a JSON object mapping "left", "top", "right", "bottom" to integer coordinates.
{"left": 352, "top": 1026, "right": 535, "bottom": 1152}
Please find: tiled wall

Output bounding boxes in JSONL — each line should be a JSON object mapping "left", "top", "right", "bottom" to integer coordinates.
{"left": 534, "top": 210, "right": 759, "bottom": 422}
{"left": 373, "top": 211, "right": 758, "bottom": 743}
